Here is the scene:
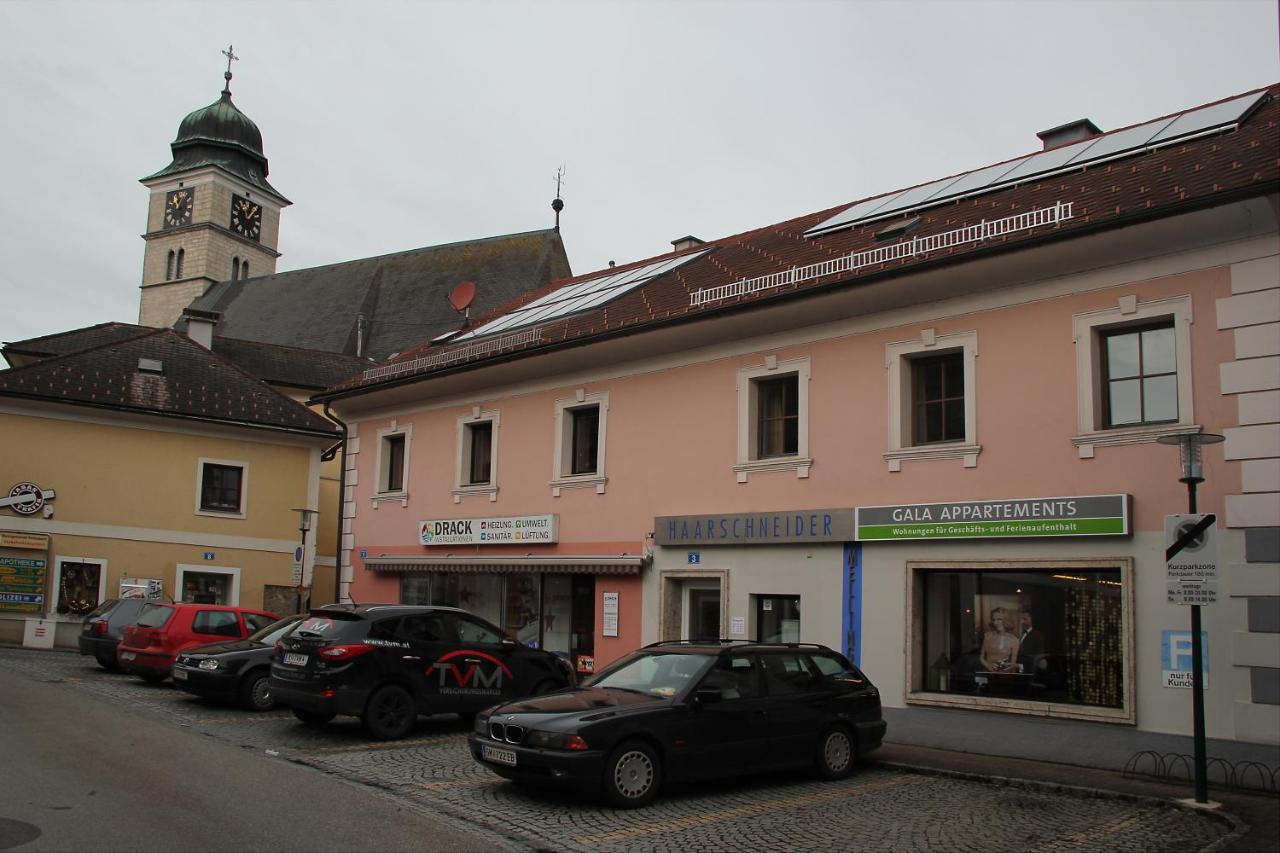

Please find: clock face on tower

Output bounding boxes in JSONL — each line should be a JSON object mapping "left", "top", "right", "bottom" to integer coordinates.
{"left": 229, "top": 194, "right": 262, "bottom": 241}
{"left": 163, "top": 188, "right": 193, "bottom": 229}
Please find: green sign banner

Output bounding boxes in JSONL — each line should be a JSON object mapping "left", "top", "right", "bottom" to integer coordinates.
{"left": 855, "top": 495, "right": 1130, "bottom": 541}
{"left": 0, "top": 555, "right": 46, "bottom": 613}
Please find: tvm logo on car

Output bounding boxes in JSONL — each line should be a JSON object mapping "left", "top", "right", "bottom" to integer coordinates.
{"left": 430, "top": 649, "right": 513, "bottom": 695}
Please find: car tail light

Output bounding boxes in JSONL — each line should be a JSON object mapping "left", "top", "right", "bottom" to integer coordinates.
{"left": 319, "top": 644, "right": 374, "bottom": 661}
{"left": 563, "top": 735, "right": 589, "bottom": 751}
{"left": 94, "top": 621, "right": 109, "bottom": 636}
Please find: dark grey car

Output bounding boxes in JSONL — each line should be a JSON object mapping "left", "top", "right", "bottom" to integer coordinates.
{"left": 79, "top": 598, "right": 150, "bottom": 670}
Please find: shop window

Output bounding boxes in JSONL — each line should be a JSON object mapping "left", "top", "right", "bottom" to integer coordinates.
{"left": 1072, "top": 295, "right": 1195, "bottom": 456}
{"left": 755, "top": 595, "right": 800, "bottom": 643}
{"left": 459, "top": 574, "right": 503, "bottom": 626}
{"left": 913, "top": 564, "right": 1131, "bottom": 718}
{"left": 375, "top": 423, "right": 411, "bottom": 499}
{"left": 54, "top": 558, "right": 107, "bottom": 616}
{"left": 177, "top": 565, "right": 240, "bottom": 605}
{"left": 400, "top": 575, "right": 431, "bottom": 605}
{"left": 552, "top": 391, "right": 609, "bottom": 494}
{"left": 735, "top": 356, "right": 811, "bottom": 481}
{"left": 1101, "top": 323, "right": 1177, "bottom": 427}
{"left": 196, "top": 458, "right": 247, "bottom": 517}
{"left": 884, "top": 331, "right": 978, "bottom": 470}
{"left": 505, "top": 573, "right": 541, "bottom": 647}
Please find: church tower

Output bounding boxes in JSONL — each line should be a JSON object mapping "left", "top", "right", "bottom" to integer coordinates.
{"left": 138, "top": 49, "right": 290, "bottom": 328}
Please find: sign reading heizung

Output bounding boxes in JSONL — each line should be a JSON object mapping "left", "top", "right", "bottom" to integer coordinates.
{"left": 855, "top": 495, "right": 1129, "bottom": 541}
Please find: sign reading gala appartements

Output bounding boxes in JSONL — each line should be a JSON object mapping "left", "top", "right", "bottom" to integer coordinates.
{"left": 855, "top": 495, "right": 1130, "bottom": 541}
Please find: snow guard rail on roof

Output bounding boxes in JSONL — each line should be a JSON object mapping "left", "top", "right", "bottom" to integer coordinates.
{"left": 690, "top": 200, "right": 1074, "bottom": 307}
{"left": 362, "top": 328, "right": 543, "bottom": 382}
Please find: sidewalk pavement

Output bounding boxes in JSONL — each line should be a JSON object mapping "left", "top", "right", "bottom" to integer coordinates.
{"left": 874, "top": 742, "right": 1279, "bottom": 853}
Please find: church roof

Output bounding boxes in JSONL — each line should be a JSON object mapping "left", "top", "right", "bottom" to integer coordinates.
{"left": 0, "top": 329, "right": 339, "bottom": 438}
{"left": 142, "top": 79, "right": 287, "bottom": 202}
{"left": 186, "top": 228, "right": 572, "bottom": 361}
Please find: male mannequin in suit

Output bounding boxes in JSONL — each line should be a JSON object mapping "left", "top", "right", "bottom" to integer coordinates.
{"left": 1019, "top": 612, "right": 1047, "bottom": 676}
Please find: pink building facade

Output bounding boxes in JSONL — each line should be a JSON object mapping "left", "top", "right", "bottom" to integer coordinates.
{"left": 324, "top": 85, "right": 1279, "bottom": 748}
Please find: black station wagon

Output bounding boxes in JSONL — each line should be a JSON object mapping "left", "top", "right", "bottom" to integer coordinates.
{"left": 270, "top": 605, "right": 575, "bottom": 740}
{"left": 469, "top": 640, "right": 886, "bottom": 807}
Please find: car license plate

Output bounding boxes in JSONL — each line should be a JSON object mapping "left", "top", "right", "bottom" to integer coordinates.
{"left": 284, "top": 653, "right": 308, "bottom": 666}
{"left": 173, "top": 668, "right": 188, "bottom": 680}
{"left": 121, "top": 651, "right": 136, "bottom": 661}
{"left": 482, "top": 744, "right": 517, "bottom": 767}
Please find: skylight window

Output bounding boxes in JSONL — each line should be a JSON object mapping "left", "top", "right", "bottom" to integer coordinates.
{"left": 452, "top": 249, "right": 709, "bottom": 341}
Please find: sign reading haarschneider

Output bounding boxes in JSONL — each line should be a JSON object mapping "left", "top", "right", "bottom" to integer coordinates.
{"left": 655, "top": 508, "right": 855, "bottom": 546}
{"left": 419, "top": 514, "right": 557, "bottom": 546}
{"left": 855, "top": 495, "right": 1129, "bottom": 541}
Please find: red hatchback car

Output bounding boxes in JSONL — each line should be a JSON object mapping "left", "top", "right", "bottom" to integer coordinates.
{"left": 117, "top": 602, "right": 278, "bottom": 683}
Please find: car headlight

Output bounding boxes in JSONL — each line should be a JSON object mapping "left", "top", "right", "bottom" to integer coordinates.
{"left": 197, "top": 659, "right": 220, "bottom": 671}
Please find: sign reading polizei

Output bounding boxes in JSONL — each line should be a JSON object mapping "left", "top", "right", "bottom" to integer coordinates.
{"left": 855, "top": 495, "right": 1130, "bottom": 541}
{"left": 419, "top": 514, "right": 557, "bottom": 546}
{"left": 1165, "top": 514, "right": 1218, "bottom": 606}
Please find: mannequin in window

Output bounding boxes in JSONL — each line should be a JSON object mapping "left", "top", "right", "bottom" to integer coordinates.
{"left": 979, "top": 607, "right": 1021, "bottom": 672}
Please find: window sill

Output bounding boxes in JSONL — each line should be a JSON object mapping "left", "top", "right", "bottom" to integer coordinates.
{"left": 1073, "top": 424, "right": 1201, "bottom": 458}
{"left": 550, "top": 475, "right": 607, "bottom": 497}
{"left": 194, "top": 508, "right": 246, "bottom": 520}
{"left": 883, "top": 443, "right": 981, "bottom": 472}
{"left": 452, "top": 484, "right": 498, "bottom": 504}
{"left": 370, "top": 492, "right": 409, "bottom": 509}
{"left": 905, "top": 690, "right": 1134, "bottom": 725}
{"left": 733, "top": 456, "right": 813, "bottom": 483}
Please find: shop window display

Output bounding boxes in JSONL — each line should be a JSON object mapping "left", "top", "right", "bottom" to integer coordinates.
{"left": 919, "top": 568, "right": 1124, "bottom": 709}
{"left": 56, "top": 561, "right": 102, "bottom": 616}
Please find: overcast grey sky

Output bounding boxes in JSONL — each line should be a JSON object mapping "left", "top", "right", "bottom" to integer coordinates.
{"left": 1, "top": 0, "right": 1277, "bottom": 346}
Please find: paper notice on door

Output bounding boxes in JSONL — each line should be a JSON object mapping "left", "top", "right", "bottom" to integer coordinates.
{"left": 730, "top": 616, "right": 745, "bottom": 636}
{"left": 602, "top": 591, "right": 619, "bottom": 638}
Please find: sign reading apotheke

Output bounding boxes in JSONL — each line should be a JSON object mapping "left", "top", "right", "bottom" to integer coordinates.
{"left": 855, "top": 494, "right": 1129, "bottom": 541}
{"left": 419, "top": 514, "right": 557, "bottom": 546}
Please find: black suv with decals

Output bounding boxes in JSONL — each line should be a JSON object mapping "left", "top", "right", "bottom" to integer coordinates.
{"left": 270, "top": 605, "right": 575, "bottom": 740}
{"left": 469, "top": 640, "right": 885, "bottom": 808}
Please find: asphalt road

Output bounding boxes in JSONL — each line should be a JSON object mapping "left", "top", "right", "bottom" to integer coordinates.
{"left": 0, "top": 668, "right": 501, "bottom": 852}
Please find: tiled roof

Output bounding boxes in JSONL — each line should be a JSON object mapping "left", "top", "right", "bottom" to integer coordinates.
{"left": 325, "top": 83, "right": 1279, "bottom": 397}
{"left": 186, "top": 229, "right": 572, "bottom": 361}
{"left": 3, "top": 322, "right": 153, "bottom": 364}
{"left": 0, "top": 329, "right": 340, "bottom": 437}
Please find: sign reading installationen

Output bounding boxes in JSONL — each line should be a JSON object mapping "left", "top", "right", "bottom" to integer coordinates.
{"left": 855, "top": 495, "right": 1130, "bottom": 541}
{"left": 419, "top": 514, "right": 557, "bottom": 546}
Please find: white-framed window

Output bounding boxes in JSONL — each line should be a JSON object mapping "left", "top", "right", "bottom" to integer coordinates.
{"left": 735, "top": 356, "right": 812, "bottom": 482}
{"left": 454, "top": 407, "right": 500, "bottom": 502}
{"left": 195, "top": 457, "right": 248, "bottom": 518}
{"left": 373, "top": 421, "right": 412, "bottom": 505}
{"left": 176, "top": 564, "right": 241, "bottom": 606}
{"left": 1072, "top": 295, "right": 1196, "bottom": 458}
{"left": 884, "top": 330, "right": 979, "bottom": 471}
{"left": 551, "top": 390, "right": 608, "bottom": 496}
{"left": 53, "top": 556, "right": 108, "bottom": 618}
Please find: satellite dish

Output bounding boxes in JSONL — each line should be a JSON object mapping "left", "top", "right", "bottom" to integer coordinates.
{"left": 448, "top": 281, "right": 477, "bottom": 313}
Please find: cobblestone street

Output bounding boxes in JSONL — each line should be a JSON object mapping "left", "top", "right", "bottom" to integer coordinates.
{"left": 1, "top": 649, "right": 1236, "bottom": 852}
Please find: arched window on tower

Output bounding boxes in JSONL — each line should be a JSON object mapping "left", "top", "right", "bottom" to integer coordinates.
{"left": 166, "top": 250, "right": 175, "bottom": 281}
{"left": 175, "top": 248, "right": 185, "bottom": 279}
{"left": 232, "top": 257, "right": 240, "bottom": 281}
{"left": 241, "top": 260, "right": 249, "bottom": 280}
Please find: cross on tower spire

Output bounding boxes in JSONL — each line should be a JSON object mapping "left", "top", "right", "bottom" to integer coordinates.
{"left": 221, "top": 44, "right": 239, "bottom": 95}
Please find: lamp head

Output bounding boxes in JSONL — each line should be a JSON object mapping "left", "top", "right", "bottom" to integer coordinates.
{"left": 1156, "top": 432, "right": 1224, "bottom": 484}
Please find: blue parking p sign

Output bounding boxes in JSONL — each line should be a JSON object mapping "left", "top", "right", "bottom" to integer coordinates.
{"left": 1162, "top": 630, "right": 1208, "bottom": 688}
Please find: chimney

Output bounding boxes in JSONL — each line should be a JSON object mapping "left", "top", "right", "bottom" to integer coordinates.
{"left": 1036, "top": 118, "right": 1102, "bottom": 151}
{"left": 181, "top": 308, "right": 220, "bottom": 350}
{"left": 671, "top": 235, "right": 704, "bottom": 253}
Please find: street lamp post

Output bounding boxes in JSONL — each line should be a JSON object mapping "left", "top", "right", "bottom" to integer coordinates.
{"left": 292, "top": 508, "right": 318, "bottom": 615}
{"left": 1156, "top": 431, "right": 1224, "bottom": 806}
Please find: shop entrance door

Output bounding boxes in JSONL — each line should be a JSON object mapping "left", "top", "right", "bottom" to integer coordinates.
{"left": 685, "top": 584, "right": 721, "bottom": 642}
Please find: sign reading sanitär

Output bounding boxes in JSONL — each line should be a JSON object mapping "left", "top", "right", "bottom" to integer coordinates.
{"left": 419, "top": 514, "right": 557, "bottom": 546}
{"left": 855, "top": 495, "right": 1129, "bottom": 541}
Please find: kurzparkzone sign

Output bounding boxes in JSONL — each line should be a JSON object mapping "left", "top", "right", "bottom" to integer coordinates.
{"left": 855, "top": 495, "right": 1130, "bottom": 541}
{"left": 419, "top": 514, "right": 557, "bottom": 546}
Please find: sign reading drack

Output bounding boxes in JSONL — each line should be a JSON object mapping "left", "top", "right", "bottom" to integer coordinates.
{"left": 419, "top": 514, "right": 557, "bottom": 546}
{"left": 855, "top": 495, "right": 1130, "bottom": 541}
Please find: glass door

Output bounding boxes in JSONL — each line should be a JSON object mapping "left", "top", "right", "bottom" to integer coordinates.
{"left": 756, "top": 595, "right": 800, "bottom": 643}
{"left": 688, "top": 587, "right": 721, "bottom": 642}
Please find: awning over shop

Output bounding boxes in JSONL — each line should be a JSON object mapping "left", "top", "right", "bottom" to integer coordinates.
{"left": 363, "top": 554, "right": 648, "bottom": 576}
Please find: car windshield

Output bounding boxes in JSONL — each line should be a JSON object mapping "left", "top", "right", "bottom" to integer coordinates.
{"left": 250, "top": 616, "right": 303, "bottom": 645}
{"left": 586, "top": 652, "right": 712, "bottom": 698}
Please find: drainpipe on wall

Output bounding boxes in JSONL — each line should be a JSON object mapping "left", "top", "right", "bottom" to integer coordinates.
{"left": 321, "top": 401, "right": 349, "bottom": 604}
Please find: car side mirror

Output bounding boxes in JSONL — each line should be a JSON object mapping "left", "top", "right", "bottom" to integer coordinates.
{"left": 500, "top": 637, "right": 517, "bottom": 648}
{"left": 693, "top": 687, "right": 723, "bottom": 707}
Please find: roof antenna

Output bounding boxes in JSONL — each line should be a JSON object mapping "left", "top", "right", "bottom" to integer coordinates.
{"left": 552, "top": 164, "right": 566, "bottom": 233}
{"left": 220, "top": 44, "right": 239, "bottom": 96}
{"left": 448, "top": 281, "right": 477, "bottom": 328}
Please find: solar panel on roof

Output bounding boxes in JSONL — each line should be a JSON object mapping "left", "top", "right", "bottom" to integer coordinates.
{"left": 804, "top": 89, "right": 1267, "bottom": 238}
{"left": 454, "top": 249, "right": 709, "bottom": 341}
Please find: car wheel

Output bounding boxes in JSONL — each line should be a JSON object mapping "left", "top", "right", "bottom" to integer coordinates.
{"left": 602, "top": 740, "right": 661, "bottom": 808}
{"left": 815, "top": 725, "right": 855, "bottom": 780}
{"left": 239, "top": 670, "right": 274, "bottom": 712}
{"left": 96, "top": 656, "right": 120, "bottom": 672}
{"left": 139, "top": 672, "right": 167, "bottom": 685}
{"left": 362, "top": 685, "right": 416, "bottom": 740}
{"left": 293, "top": 708, "right": 335, "bottom": 727}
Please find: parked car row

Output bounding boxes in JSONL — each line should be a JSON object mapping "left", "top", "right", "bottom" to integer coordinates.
{"left": 76, "top": 600, "right": 886, "bottom": 808}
